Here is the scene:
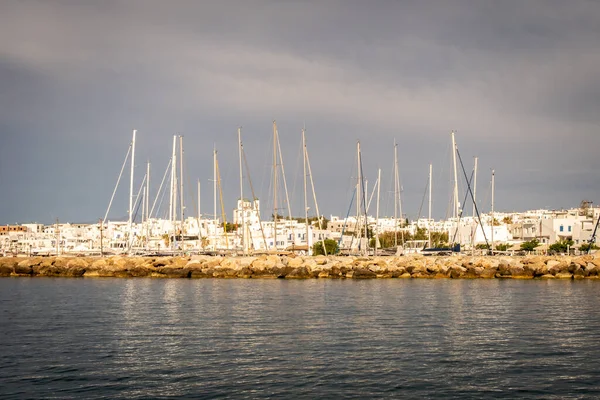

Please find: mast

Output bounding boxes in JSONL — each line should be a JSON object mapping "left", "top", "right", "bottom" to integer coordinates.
{"left": 197, "top": 178, "right": 201, "bottom": 247}
{"left": 356, "top": 141, "right": 362, "bottom": 253}
{"left": 303, "top": 128, "right": 309, "bottom": 254}
{"left": 273, "top": 121, "right": 278, "bottom": 251}
{"left": 394, "top": 140, "right": 398, "bottom": 248}
{"left": 472, "top": 157, "right": 478, "bottom": 218}
{"left": 491, "top": 169, "right": 495, "bottom": 254}
{"left": 472, "top": 157, "right": 478, "bottom": 254}
{"left": 375, "top": 168, "right": 381, "bottom": 256}
{"left": 451, "top": 131, "right": 460, "bottom": 244}
{"left": 213, "top": 147, "right": 217, "bottom": 251}
{"left": 145, "top": 161, "right": 150, "bottom": 247}
{"left": 169, "top": 135, "right": 176, "bottom": 224}
{"left": 238, "top": 127, "right": 246, "bottom": 254}
{"left": 128, "top": 129, "right": 136, "bottom": 248}
{"left": 428, "top": 163, "right": 432, "bottom": 248}
{"left": 179, "top": 135, "right": 184, "bottom": 240}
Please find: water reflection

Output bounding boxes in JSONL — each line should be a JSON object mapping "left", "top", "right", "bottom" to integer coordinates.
{"left": 1, "top": 279, "right": 600, "bottom": 399}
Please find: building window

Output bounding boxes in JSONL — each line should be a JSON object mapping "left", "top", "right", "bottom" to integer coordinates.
{"left": 568, "top": 226, "right": 572, "bottom": 232}
{"left": 560, "top": 225, "right": 564, "bottom": 232}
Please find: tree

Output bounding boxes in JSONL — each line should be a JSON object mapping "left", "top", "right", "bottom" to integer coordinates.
{"left": 221, "top": 222, "right": 238, "bottom": 233}
{"left": 580, "top": 243, "right": 599, "bottom": 253}
{"left": 312, "top": 239, "right": 339, "bottom": 256}
{"left": 502, "top": 216, "right": 513, "bottom": 225}
{"left": 549, "top": 239, "right": 574, "bottom": 254}
{"left": 496, "top": 243, "right": 510, "bottom": 251}
{"left": 520, "top": 239, "right": 539, "bottom": 252}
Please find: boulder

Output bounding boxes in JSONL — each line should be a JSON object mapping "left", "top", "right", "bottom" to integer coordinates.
{"left": 157, "top": 266, "right": 190, "bottom": 278}
{"left": 285, "top": 266, "right": 312, "bottom": 279}
{"left": 0, "top": 258, "right": 18, "bottom": 276}
{"left": 449, "top": 266, "right": 466, "bottom": 279}
{"left": 236, "top": 267, "right": 253, "bottom": 278}
{"left": 555, "top": 272, "right": 573, "bottom": 279}
{"left": 352, "top": 268, "right": 377, "bottom": 279}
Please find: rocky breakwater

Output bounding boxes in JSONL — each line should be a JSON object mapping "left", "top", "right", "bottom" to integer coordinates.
{"left": 1, "top": 254, "right": 600, "bottom": 279}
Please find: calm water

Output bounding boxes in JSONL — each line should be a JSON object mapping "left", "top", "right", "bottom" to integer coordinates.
{"left": 1, "top": 279, "right": 600, "bottom": 399}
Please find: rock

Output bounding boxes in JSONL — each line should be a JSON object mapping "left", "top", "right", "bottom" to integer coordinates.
{"left": 464, "top": 266, "right": 483, "bottom": 279}
{"left": 399, "top": 272, "right": 412, "bottom": 278}
{"left": 533, "top": 264, "right": 549, "bottom": 277}
{"left": 236, "top": 267, "right": 253, "bottom": 278}
{"left": 0, "top": 258, "right": 18, "bottom": 276}
{"left": 352, "top": 268, "right": 377, "bottom": 279}
{"left": 555, "top": 272, "right": 573, "bottom": 279}
{"left": 157, "top": 266, "right": 190, "bottom": 278}
{"left": 287, "top": 257, "right": 304, "bottom": 268}
{"left": 212, "top": 268, "right": 237, "bottom": 278}
{"left": 285, "top": 266, "right": 311, "bottom": 279}
{"left": 314, "top": 255, "right": 328, "bottom": 265}
{"left": 539, "top": 274, "right": 556, "bottom": 279}
{"left": 509, "top": 266, "right": 533, "bottom": 279}
{"left": 449, "top": 266, "right": 466, "bottom": 279}
{"left": 480, "top": 268, "right": 497, "bottom": 279}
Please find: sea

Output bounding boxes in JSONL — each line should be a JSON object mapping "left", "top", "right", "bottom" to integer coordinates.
{"left": 1, "top": 278, "right": 600, "bottom": 399}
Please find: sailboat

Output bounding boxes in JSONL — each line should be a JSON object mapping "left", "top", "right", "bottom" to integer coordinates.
{"left": 421, "top": 131, "right": 462, "bottom": 256}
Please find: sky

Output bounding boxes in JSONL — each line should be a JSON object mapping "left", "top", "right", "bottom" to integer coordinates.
{"left": 1, "top": 0, "right": 600, "bottom": 225}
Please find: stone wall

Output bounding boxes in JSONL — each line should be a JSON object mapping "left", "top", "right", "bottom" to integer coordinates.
{"left": 2, "top": 254, "right": 600, "bottom": 279}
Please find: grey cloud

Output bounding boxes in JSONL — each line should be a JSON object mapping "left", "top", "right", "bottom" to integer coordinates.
{"left": 1, "top": 0, "right": 600, "bottom": 223}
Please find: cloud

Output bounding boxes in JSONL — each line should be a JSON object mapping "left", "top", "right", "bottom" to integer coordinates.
{"left": 1, "top": 1, "right": 600, "bottom": 223}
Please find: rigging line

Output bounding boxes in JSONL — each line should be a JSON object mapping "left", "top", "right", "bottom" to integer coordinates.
{"left": 339, "top": 187, "right": 357, "bottom": 250}
{"left": 451, "top": 170, "right": 474, "bottom": 244}
{"left": 416, "top": 174, "right": 429, "bottom": 221}
{"left": 127, "top": 173, "right": 147, "bottom": 251}
{"left": 260, "top": 128, "right": 274, "bottom": 214}
{"left": 155, "top": 176, "right": 169, "bottom": 222}
{"left": 456, "top": 148, "right": 490, "bottom": 249}
{"left": 290, "top": 135, "right": 304, "bottom": 217}
{"left": 358, "top": 147, "right": 369, "bottom": 251}
{"left": 277, "top": 128, "right": 293, "bottom": 219}
{"left": 104, "top": 143, "right": 132, "bottom": 224}
{"left": 149, "top": 158, "right": 172, "bottom": 218}
{"left": 242, "top": 144, "right": 268, "bottom": 250}
{"left": 215, "top": 157, "right": 229, "bottom": 250}
{"left": 305, "top": 136, "right": 328, "bottom": 255}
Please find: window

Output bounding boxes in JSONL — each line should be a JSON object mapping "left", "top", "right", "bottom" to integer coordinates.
{"left": 560, "top": 225, "right": 564, "bottom": 232}
{"left": 568, "top": 226, "right": 572, "bottom": 232}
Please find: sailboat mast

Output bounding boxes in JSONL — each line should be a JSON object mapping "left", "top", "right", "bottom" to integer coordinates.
{"left": 394, "top": 140, "right": 398, "bottom": 248}
{"left": 238, "top": 127, "right": 245, "bottom": 254}
{"left": 179, "top": 135, "right": 184, "bottom": 235}
{"left": 273, "top": 121, "right": 278, "bottom": 251}
{"left": 213, "top": 147, "right": 217, "bottom": 251}
{"left": 491, "top": 169, "right": 495, "bottom": 254}
{"left": 128, "top": 129, "right": 136, "bottom": 246}
{"left": 472, "top": 157, "right": 478, "bottom": 218}
{"left": 428, "top": 163, "right": 432, "bottom": 248}
{"left": 356, "top": 141, "right": 362, "bottom": 252}
{"left": 303, "top": 128, "right": 309, "bottom": 254}
{"left": 169, "top": 135, "right": 176, "bottom": 224}
{"left": 145, "top": 161, "right": 150, "bottom": 248}
{"left": 451, "top": 131, "right": 460, "bottom": 243}
{"left": 375, "top": 168, "right": 381, "bottom": 256}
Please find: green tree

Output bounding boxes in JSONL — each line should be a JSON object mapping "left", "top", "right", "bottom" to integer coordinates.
{"left": 580, "top": 243, "right": 599, "bottom": 253}
{"left": 496, "top": 243, "right": 510, "bottom": 251}
{"left": 549, "top": 239, "right": 574, "bottom": 254}
{"left": 520, "top": 239, "right": 539, "bottom": 252}
{"left": 312, "top": 238, "right": 339, "bottom": 256}
{"left": 221, "top": 222, "right": 238, "bottom": 233}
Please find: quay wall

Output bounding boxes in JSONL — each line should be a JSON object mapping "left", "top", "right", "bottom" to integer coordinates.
{"left": 2, "top": 254, "right": 600, "bottom": 279}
